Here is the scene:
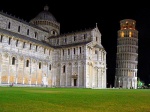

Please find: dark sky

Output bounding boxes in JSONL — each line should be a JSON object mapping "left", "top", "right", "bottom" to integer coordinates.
{"left": 0, "top": 1, "right": 150, "bottom": 86}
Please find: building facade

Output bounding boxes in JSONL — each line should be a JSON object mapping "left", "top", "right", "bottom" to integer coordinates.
{"left": 0, "top": 6, "right": 107, "bottom": 88}
{"left": 115, "top": 19, "right": 138, "bottom": 89}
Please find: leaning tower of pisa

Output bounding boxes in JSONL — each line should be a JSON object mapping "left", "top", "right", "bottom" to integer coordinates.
{"left": 115, "top": 19, "right": 138, "bottom": 89}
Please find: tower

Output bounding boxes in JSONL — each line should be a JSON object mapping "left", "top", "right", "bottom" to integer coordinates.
{"left": 115, "top": 19, "right": 138, "bottom": 89}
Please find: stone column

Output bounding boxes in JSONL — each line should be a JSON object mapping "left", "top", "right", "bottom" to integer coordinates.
{"left": 22, "top": 58, "right": 25, "bottom": 84}
{"left": 15, "top": 57, "right": 18, "bottom": 84}
{"left": 29, "top": 58, "right": 31, "bottom": 85}
{"left": 8, "top": 55, "right": 10, "bottom": 84}
{"left": 35, "top": 60, "right": 37, "bottom": 85}
{"left": 78, "top": 62, "right": 79, "bottom": 87}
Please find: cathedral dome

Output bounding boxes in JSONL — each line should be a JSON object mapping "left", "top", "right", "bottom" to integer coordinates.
{"left": 30, "top": 5, "right": 57, "bottom": 22}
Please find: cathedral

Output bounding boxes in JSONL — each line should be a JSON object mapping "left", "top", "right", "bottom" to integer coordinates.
{"left": 0, "top": 6, "right": 107, "bottom": 88}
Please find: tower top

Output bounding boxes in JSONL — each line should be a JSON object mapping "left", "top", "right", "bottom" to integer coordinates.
{"left": 120, "top": 19, "right": 136, "bottom": 30}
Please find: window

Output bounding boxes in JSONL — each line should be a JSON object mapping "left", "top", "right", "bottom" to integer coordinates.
{"left": 18, "top": 26, "right": 20, "bottom": 32}
{"left": 49, "top": 64, "right": 51, "bottom": 70}
{"left": 27, "top": 29, "right": 29, "bottom": 35}
{"left": 96, "top": 37, "right": 98, "bottom": 41}
{"left": 79, "top": 47, "right": 81, "bottom": 53}
{"left": 30, "top": 43, "right": 32, "bottom": 50}
{"left": 53, "top": 31, "right": 55, "bottom": 35}
{"left": 12, "top": 57, "right": 15, "bottom": 65}
{"left": 74, "top": 48, "right": 75, "bottom": 54}
{"left": 16, "top": 40, "right": 18, "bottom": 47}
{"left": 39, "top": 62, "right": 41, "bottom": 69}
{"left": 23, "top": 42, "right": 25, "bottom": 48}
{"left": 62, "top": 49, "right": 64, "bottom": 56}
{"left": 44, "top": 48, "right": 46, "bottom": 54}
{"left": 35, "top": 32, "right": 37, "bottom": 38}
{"left": 63, "top": 65, "right": 66, "bottom": 73}
{"left": 74, "top": 36, "right": 76, "bottom": 41}
{"left": 95, "top": 50, "right": 98, "bottom": 54}
{"left": 8, "top": 38, "right": 11, "bottom": 45}
{"left": 0, "top": 35, "right": 3, "bottom": 42}
{"left": 68, "top": 49, "right": 70, "bottom": 55}
{"left": 8, "top": 22, "right": 11, "bottom": 29}
{"left": 84, "top": 34, "right": 87, "bottom": 39}
{"left": 26, "top": 60, "right": 29, "bottom": 67}
{"left": 36, "top": 45, "right": 38, "bottom": 52}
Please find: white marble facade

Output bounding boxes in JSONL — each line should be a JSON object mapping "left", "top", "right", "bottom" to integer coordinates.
{"left": 0, "top": 6, "right": 107, "bottom": 88}
{"left": 115, "top": 19, "right": 138, "bottom": 89}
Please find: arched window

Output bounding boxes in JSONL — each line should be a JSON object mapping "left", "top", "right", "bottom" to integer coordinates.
{"left": 18, "top": 26, "right": 20, "bottom": 32}
{"left": 39, "top": 62, "right": 41, "bottom": 69}
{"left": 8, "top": 22, "right": 11, "bottom": 29}
{"left": 26, "top": 60, "right": 29, "bottom": 67}
{"left": 53, "top": 31, "right": 55, "bottom": 35}
{"left": 27, "top": 29, "right": 29, "bottom": 35}
{"left": 12, "top": 57, "right": 15, "bottom": 65}
{"left": 63, "top": 65, "right": 66, "bottom": 73}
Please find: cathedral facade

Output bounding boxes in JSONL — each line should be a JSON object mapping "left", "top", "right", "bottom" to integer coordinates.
{"left": 0, "top": 6, "right": 107, "bottom": 88}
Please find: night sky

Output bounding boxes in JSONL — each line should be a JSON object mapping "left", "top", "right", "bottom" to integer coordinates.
{"left": 0, "top": 1, "right": 150, "bottom": 86}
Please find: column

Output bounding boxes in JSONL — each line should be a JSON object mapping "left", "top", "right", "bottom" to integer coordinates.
{"left": 29, "top": 58, "right": 31, "bottom": 85}
{"left": 8, "top": 55, "right": 10, "bottom": 84}
{"left": 15, "top": 57, "right": 18, "bottom": 84}
{"left": 35, "top": 60, "right": 37, "bottom": 85}
{"left": 22, "top": 58, "right": 25, "bottom": 84}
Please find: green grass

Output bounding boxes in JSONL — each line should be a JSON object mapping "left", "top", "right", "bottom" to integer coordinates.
{"left": 0, "top": 87, "right": 150, "bottom": 112}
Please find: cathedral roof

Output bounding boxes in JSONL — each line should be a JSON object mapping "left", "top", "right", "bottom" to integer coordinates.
{"left": 0, "top": 28, "right": 52, "bottom": 48}
{"left": 30, "top": 5, "right": 57, "bottom": 22}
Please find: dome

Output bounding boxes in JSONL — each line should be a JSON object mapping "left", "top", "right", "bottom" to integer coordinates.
{"left": 30, "top": 5, "right": 57, "bottom": 22}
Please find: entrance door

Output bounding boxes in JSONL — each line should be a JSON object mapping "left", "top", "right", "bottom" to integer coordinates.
{"left": 74, "top": 79, "right": 77, "bottom": 86}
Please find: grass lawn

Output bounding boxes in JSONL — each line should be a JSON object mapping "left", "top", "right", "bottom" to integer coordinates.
{"left": 0, "top": 87, "right": 150, "bottom": 112}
